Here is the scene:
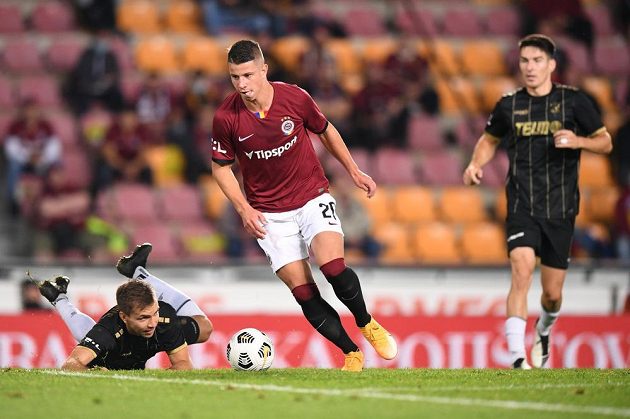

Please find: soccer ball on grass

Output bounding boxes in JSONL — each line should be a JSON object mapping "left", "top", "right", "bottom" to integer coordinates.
{"left": 226, "top": 328, "right": 274, "bottom": 371}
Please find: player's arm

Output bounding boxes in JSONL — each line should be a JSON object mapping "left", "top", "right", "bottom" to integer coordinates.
{"left": 211, "top": 161, "right": 267, "bottom": 239}
{"left": 61, "top": 346, "right": 98, "bottom": 371}
{"left": 318, "top": 122, "right": 376, "bottom": 198}
{"left": 463, "top": 133, "right": 501, "bottom": 185}
{"left": 553, "top": 128, "right": 612, "bottom": 154}
{"left": 167, "top": 344, "right": 193, "bottom": 370}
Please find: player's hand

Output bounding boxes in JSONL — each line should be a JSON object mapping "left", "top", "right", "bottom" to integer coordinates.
{"left": 240, "top": 206, "right": 267, "bottom": 239}
{"left": 463, "top": 163, "right": 483, "bottom": 185}
{"left": 553, "top": 129, "right": 580, "bottom": 149}
{"left": 352, "top": 170, "right": 377, "bottom": 198}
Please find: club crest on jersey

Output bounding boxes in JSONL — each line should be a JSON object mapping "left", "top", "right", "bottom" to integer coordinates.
{"left": 281, "top": 117, "right": 295, "bottom": 135}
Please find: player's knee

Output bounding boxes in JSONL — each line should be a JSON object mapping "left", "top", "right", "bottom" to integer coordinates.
{"left": 542, "top": 290, "right": 562, "bottom": 307}
{"left": 196, "top": 316, "right": 213, "bottom": 343}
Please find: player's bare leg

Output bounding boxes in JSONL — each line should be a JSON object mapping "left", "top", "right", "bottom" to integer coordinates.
{"left": 506, "top": 247, "right": 536, "bottom": 369}
{"left": 531, "top": 265, "right": 565, "bottom": 368}
{"left": 117, "top": 243, "right": 213, "bottom": 344}
{"left": 277, "top": 259, "right": 363, "bottom": 371}
{"left": 311, "top": 232, "right": 397, "bottom": 360}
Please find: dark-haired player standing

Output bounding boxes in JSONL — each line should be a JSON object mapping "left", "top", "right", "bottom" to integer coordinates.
{"left": 210, "top": 40, "right": 397, "bottom": 371}
{"left": 463, "top": 34, "right": 612, "bottom": 369}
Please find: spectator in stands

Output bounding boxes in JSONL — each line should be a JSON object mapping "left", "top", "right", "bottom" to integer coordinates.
{"left": 73, "top": 0, "right": 116, "bottom": 31}
{"left": 183, "top": 71, "right": 224, "bottom": 124}
{"left": 309, "top": 64, "right": 353, "bottom": 142}
{"left": 612, "top": 104, "right": 630, "bottom": 188}
{"left": 34, "top": 165, "right": 91, "bottom": 257}
{"left": 136, "top": 73, "right": 173, "bottom": 142}
{"left": 615, "top": 183, "right": 630, "bottom": 260}
{"left": 188, "top": 104, "right": 215, "bottom": 182}
{"left": 3, "top": 99, "right": 62, "bottom": 216}
{"left": 93, "top": 107, "right": 153, "bottom": 193}
{"left": 296, "top": 22, "right": 337, "bottom": 92}
{"left": 21, "top": 278, "right": 50, "bottom": 311}
{"left": 256, "top": 29, "right": 296, "bottom": 83}
{"left": 166, "top": 102, "right": 211, "bottom": 183}
{"left": 64, "top": 31, "right": 124, "bottom": 115}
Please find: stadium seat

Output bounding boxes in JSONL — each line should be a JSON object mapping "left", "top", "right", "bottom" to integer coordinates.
{"left": 2, "top": 39, "right": 43, "bottom": 73}
{"left": 407, "top": 114, "right": 443, "bottom": 152}
{"left": 372, "top": 222, "right": 415, "bottom": 264}
{"left": 270, "top": 36, "right": 310, "bottom": 73}
{"left": 111, "top": 183, "right": 159, "bottom": 222}
{"left": 391, "top": 186, "right": 437, "bottom": 224}
{"left": 16, "top": 75, "right": 61, "bottom": 107}
{"left": 158, "top": 184, "right": 205, "bottom": 222}
{"left": 136, "top": 37, "right": 179, "bottom": 74}
{"left": 556, "top": 37, "right": 590, "bottom": 75}
{"left": 0, "top": 4, "right": 24, "bottom": 33}
{"left": 354, "top": 185, "right": 392, "bottom": 224}
{"left": 31, "top": 1, "right": 75, "bottom": 32}
{"left": 454, "top": 115, "right": 487, "bottom": 151}
{"left": 593, "top": 41, "right": 630, "bottom": 77}
{"left": 120, "top": 72, "right": 144, "bottom": 103}
{"left": 48, "top": 111, "right": 79, "bottom": 149}
{"left": 179, "top": 221, "right": 227, "bottom": 262}
{"left": 460, "top": 41, "right": 507, "bottom": 77}
{"left": 342, "top": 7, "right": 386, "bottom": 37}
{"left": 182, "top": 37, "right": 225, "bottom": 75}
{"left": 438, "top": 186, "right": 488, "bottom": 223}
{"left": 129, "top": 223, "right": 181, "bottom": 262}
{"left": 60, "top": 149, "right": 92, "bottom": 189}
{"left": 144, "top": 145, "right": 186, "bottom": 187}
{"left": 418, "top": 150, "right": 463, "bottom": 186}
{"left": 361, "top": 38, "right": 398, "bottom": 65}
{"left": 413, "top": 222, "right": 461, "bottom": 264}
{"left": 584, "top": 5, "right": 616, "bottom": 36}
{"left": 442, "top": 8, "right": 483, "bottom": 37}
{"left": 0, "top": 112, "right": 13, "bottom": 137}
{"left": 395, "top": 8, "right": 439, "bottom": 37}
{"left": 47, "top": 37, "right": 86, "bottom": 72}
{"left": 324, "top": 147, "right": 371, "bottom": 180}
{"left": 585, "top": 186, "right": 619, "bottom": 223}
{"left": 579, "top": 151, "right": 614, "bottom": 188}
{"left": 581, "top": 77, "right": 617, "bottom": 112}
{"left": 373, "top": 148, "right": 418, "bottom": 185}
{"left": 199, "top": 175, "right": 229, "bottom": 220}
{"left": 484, "top": 8, "right": 520, "bottom": 36}
{"left": 435, "top": 77, "right": 480, "bottom": 114}
{"left": 482, "top": 150, "right": 509, "bottom": 188}
{"left": 165, "top": 0, "right": 203, "bottom": 33}
{"left": 421, "top": 41, "right": 460, "bottom": 77}
{"left": 117, "top": 0, "right": 161, "bottom": 33}
{"left": 460, "top": 222, "right": 506, "bottom": 265}
{"left": 325, "top": 39, "right": 361, "bottom": 75}
{"left": 0, "top": 76, "right": 14, "bottom": 109}
{"left": 480, "top": 77, "right": 518, "bottom": 112}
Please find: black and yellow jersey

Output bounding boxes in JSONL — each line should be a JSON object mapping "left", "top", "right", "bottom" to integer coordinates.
{"left": 485, "top": 83, "right": 605, "bottom": 219}
{"left": 78, "top": 301, "right": 187, "bottom": 370}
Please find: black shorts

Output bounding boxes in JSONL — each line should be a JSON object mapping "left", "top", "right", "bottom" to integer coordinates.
{"left": 506, "top": 212, "right": 575, "bottom": 269}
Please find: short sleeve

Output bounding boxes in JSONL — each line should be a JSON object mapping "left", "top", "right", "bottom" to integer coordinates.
{"left": 573, "top": 90, "right": 605, "bottom": 137}
{"left": 211, "top": 111, "right": 236, "bottom": 165}
{"left": 484, "top": 100, "right": 511, "bottom": 140}
{"left": 78, "top": 324, "right": 117, "bottom": 358}
{"left": 156, "top": 303, "right": 187, "bottom": 353}
{"left": 297, "top": 87, "right": 328, "bottom": 134}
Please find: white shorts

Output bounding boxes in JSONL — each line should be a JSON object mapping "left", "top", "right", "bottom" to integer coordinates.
{"left": 257, "top": 193, "right": 344, "bottom": 272}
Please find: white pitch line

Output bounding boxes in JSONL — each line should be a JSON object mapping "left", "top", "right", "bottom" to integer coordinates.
{"left": 362, "top": 382, "right": 630, "bottom": 393}
{"left": 35, "top": 370, "right": 630, "bottom": 418}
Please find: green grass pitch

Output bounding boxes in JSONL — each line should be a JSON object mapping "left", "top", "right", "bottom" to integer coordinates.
{"left": 1, "top": 368, "right": 629, "bottom": 418}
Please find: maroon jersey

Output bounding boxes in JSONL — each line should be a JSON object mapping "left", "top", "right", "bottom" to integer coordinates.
{"left": 212, "top": 82, "right": 329, "bottom": 212}
{"left": 7, "top": 119, "right": 55, "bottom": 151}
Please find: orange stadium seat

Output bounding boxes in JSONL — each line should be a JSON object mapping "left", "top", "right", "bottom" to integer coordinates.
{"left": 117, "top": 0, "right": 161, "bottom": 34}
{"left": 438, "top": 186, "right": 488, "bottom": 223}
{"left": 182, "top": 37, "right": 225, "bottom": 75}
{"left": 144, "top": 145, "right": 186, "bottom": 187}
{"left": 579, "top": 151, "right": 614, "bottom": 188}
{"left": 199, "top": 175, "right": 229, "bottom": 220}
{"left": 325, "top": 39, "right": 361, "bottom": 75}
{"left": 435, "top": 77, "right": 480, "bottom": 114}
{"left": 136, "top": 37, "right": 179, "bottom": 73}
{"left": 391, "top": 186, "right": 437, "bottom": 224}
{"left": 585, "top": 186, "right": 619, "bottom": 224}
{"left": 413, "top": 222, "right": 461, "bottom": 264}
{"left": 270, "top": 36, "right": 310, "bottom": 73}
{"left": 420, "top": 41, "right": 460, "bottom": 77}
{"left": 361, "top": 38, "right": 398, "bottom": 65}
{"left": 354, "top": 186, "right": 392, "bottom": 224}
{"left": 480, "top": 77, "right": 518, "bottom": 112}
{"left": 372, "top": 222, "right": 415, "bottom": 264}
{"left": 581, "top": 76, "right": 617, "bottom": 112}
{"left": 460, "top": 222, "right": 507, "bottom": 265}
{"left": 460, "top": 41, "right": 507, "bottom": 77}
{"left": 166, "top": 0, "right": 202, "bottom": 33}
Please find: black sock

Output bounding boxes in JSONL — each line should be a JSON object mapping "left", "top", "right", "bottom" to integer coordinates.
{"left": 178, "top": 316, "right": 200, "bottom": 344}
{"left": 292, "top": 284, "right": 358, "bottom": 354}
{"left": 325, "top": 267, "right": 371, "bottom": 327}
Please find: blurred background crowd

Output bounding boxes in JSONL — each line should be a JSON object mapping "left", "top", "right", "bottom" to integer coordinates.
{"left": 0, "top": 0, "right": 629, "bottom": 267}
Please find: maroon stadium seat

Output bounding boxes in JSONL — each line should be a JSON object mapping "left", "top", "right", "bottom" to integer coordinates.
{"left": 0, "top": 112, "right": 13, "bottom": 138}
{"left": 584, "top": 6, "right": 615, "bottom": 37}
{"left": 47, "top": 37, "right": 86, "bottom": 72}
{"left": 485, "top": 8, "right": 520, "bottom": 36}
{"left": 594, "top": 41, "right": 630, "bottom": 77}
{"left": 31, "top": 1, "right": 75, "bottom": 32}
{"left": 454, "top": 115, "right": 487, "bottom": 151}
{"left": 60, "top": 149, "right": 92, "bottom": 189}
{"left": 17, "top": 75, "right": 61, "bottom": 107}
{"left": 556, "top": 37, "right": 590, "bottom": 74}
{"left": 2, "top": 39, "right": 43, "bottom": 73}
{"left": 342, "top": 7, "right": 386, "bottom": 37}
{"left": 48, "top": 111, "right": 79, "bottom": 149}
{"left": 158, "top": 184, "right": 205, "bottom": 222}
{"left": 407, "top": 114, "right": 443, "bottom": 152}
{"left": 442, "top": 8, "right": 483, "bottom": 37}
{"left": 0, "top": 4, "right": 24, "bottom": 33}
{"left": 0, "top": 76, "right": 14, "bottom": 109}
{"left": 111, "top": 183, "right": 159, "bottom": 222}
{"left": 373, "top": 148, "right": 418, "bottom": 185}
{"left": 418, "top": 149, "right": 463, "bottom": 186}
{"left": 129, "top": 223, "right": 181, "bottom": 262}
{"left": 482, "top": 150, "right": 509, "bottom": 188}
{"left": 395, "top": 8, "right": 439, "bottom": 37}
